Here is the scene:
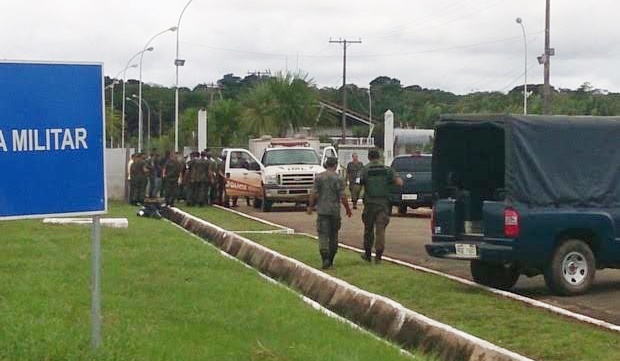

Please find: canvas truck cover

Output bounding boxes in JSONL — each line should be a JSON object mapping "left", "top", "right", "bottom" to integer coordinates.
{"left": 433, "top": 114, "right": 620, "bottom": 208}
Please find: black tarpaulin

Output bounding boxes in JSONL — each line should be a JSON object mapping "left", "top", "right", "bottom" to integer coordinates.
{"left": 433, "top": 114, "right": 620, "bottom": 208}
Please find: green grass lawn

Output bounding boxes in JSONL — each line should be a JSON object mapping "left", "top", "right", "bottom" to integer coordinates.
{"left": 246, "top": 233, "right": 619, "bottom": 361}
{"left": 176, "top": 205, "right": 619, "bottom": 361}
{"left": 0, "top": 202, "right": 429, "bottom": 361}
{"left": 177, "top": 204, "right": 279, "bottom": 232}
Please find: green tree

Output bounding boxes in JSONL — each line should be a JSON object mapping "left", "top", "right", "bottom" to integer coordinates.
{"left": 208, "top": 99, "right": 244, "bottom": 147}
{"left": 240, "top": 72, "right": 318, "bottom": 137}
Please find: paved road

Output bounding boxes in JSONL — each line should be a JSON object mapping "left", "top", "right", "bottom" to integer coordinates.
{"left": 233, "top": 202, "right": 620, "bottom": 326}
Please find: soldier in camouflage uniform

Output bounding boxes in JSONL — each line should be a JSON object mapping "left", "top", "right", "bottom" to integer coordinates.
{"left": 194, "top": 151, "right": 210, "bottom": 206}
{"left": 204, "top": 150, "right": 217, "bottom": 205}
{"left": 163, "top": 152, "right": 182, "bottom": 207}
{"left": 184, "top": 152, "right": 198, "bottom": 206}
{"left": 346, "top": 153, "right": 364, "bottom": 209}
{"left": 307, "top": 157, "right": 352, "bottom": 269}
{"left": 129, "top": 153, "right": 148, "bottom": 205}
{"left": 359, "top": 149, "right": 403, "bottom": 263}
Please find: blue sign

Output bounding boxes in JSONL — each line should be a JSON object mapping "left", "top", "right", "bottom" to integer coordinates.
{"left": 0, "top": 61, "right": 106, "bottom": 220}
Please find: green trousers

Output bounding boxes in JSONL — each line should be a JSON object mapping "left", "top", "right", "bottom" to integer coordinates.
{"left": 362, "top": 203, "right": 391, "bottom": 252}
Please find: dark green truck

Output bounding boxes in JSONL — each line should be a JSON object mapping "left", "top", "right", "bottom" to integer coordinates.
{"left": 425, "top": 114, "right": 620, "bottom": 295}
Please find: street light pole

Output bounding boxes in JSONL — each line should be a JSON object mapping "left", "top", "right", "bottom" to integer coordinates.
{"left": 516, "top": 17, "right": 527, "bottom": 115}
{"left": 122, "top": 49, "right": 151, "bottom": 149}
{"left": 126, "top": 97, "right": 141, "bottom": 145}
{"left": 134, "top": 95, "right": 152, "bottom": 150}
{"left": 175, "top": 0, "right": 195, "bottom": 153}
{"left": 138, "top": 26, "right": 177, "bottom": 152}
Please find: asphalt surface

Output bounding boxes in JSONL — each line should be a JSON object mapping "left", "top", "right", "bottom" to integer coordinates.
{"left": 232, "top": 202, "right": 620, "bottom": 326}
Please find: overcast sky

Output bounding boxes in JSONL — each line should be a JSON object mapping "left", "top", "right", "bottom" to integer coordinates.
{"left": 1, "top": 0, "right": 618, "bottom": 95}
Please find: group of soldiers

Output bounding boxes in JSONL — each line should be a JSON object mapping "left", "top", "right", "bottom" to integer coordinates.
{"left": 128, "top": 149, "right": 227, "bottom": 208}
{"left": 130, "top": 147, "right": 401, "bottom": 271}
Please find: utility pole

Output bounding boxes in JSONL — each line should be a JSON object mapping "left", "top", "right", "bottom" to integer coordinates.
{"left": 330, "top": 38, "right": 361, "bottom": 144}
{"left": 541, "top": 0, "right": 553, "bottom": 114}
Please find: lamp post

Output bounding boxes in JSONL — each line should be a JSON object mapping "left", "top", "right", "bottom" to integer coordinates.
{"left": 516, "top": 17, "right": 527, "bottom": 115}
{"left": 138, "top": 26, "right": 177, "bottom": 152}
{"left": 126, "top": 97, "right": 141, "bottom": 147}
{"left": 133, "top": 94, "right": 152, "bottom": 150}
{"left": 122, "top": 49, "right": 151, "bottom": 149}
{"left": 175, "top": 0, "right": 195, "bottom": 153}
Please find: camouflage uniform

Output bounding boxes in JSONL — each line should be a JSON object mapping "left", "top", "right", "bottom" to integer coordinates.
{"left": 163, "top": 155, "right": 182, "bottom": 207}
{"left": 193, "top": 156, "right": 210, "bottom": 206}
{"left": 360, "top": 159, "right": 399, "bottom": 263}
{"left": 313, "top": 169, "right": 347, "bottom": 267}
{"left": 130, "top": 155, "right": 148, "bottom": 205}
{"left": 346, "top": 160, "right": 364, "bottom": 207}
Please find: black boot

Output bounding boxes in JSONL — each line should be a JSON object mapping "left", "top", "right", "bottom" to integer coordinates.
{"left": 375, "top": 249, "right": 383, "bottom": 264}
{"left": 320, "top": 251, "right": 332, "bottom": 269}
{"left": 360, "top": 249, "right": 372, "bottom": 262}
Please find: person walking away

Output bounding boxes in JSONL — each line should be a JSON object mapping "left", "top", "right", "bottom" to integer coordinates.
{"left": 163, "top": 151, "right": 182, "bottom": 207}
{"left": 307, "top": 157, "right": 352, "bottom": 269}
{"left": 346, "top": 152, "right": 364, "bottom": 209}
{"left": 359, "top": 149, "right": 403, "bottom": 264}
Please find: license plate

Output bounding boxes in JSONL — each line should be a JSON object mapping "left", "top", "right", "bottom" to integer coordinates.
{"left": 401, "top": 194, "right": 418, "bottom": 200}
{"left": 455, "top": 243, "right": 477, "bottom": 257}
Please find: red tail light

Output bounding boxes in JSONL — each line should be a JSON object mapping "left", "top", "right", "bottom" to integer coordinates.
{"left": 504, "top": 207, "right": 520, "bottom": 238}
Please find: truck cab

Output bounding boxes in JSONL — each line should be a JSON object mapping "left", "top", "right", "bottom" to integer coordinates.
{"left": 425, "top": 114, "right": 620, "bottom": 295}
{"left": 223, "top": 138, "right": 338, "bottom": 212}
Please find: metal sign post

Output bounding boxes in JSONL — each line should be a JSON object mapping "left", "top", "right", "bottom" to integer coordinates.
{"left": 91, "top": 216, "right": 102, "bottom": 349}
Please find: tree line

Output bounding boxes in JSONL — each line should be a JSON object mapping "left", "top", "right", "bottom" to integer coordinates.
{"left": 105, "top": 73, "right": 620, "bottom": 151}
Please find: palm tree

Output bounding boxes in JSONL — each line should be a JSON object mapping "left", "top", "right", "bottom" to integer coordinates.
{"left": 240, "top": 72, "right": 318, "bottom": 137}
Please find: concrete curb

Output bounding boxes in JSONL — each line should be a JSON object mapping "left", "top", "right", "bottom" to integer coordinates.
{"left": 163, "top": 206, "right": 534, "bottom": 361}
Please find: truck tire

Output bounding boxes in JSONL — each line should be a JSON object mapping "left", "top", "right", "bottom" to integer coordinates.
{"left": 470, "top": 260, "right": 519, "bottom": 290}
{"left": 253, "top": 198, "right": 262, "bottom": 209}
{"left": 543, "top": 239, "right": 595, "bottom": 296}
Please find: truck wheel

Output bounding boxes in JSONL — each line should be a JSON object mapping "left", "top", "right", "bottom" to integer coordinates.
{"left": 470, "top": 260, "right": 519, "bottom": 290}
{"left": 543, "top": 239, "right": 595, "bottom": 296}
{"left": 253, "top": 198, "right": 262, "bottom": 209}
{"left": 398, "top": 205, "right": 408, "bottom": 215}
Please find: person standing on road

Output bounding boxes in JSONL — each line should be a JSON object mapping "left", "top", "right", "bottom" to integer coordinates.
{"left": 359, "top": 149, "right": 403, "bottom": 264}
{"left": 307, "top": 157, "right": 352, "bottom": 270}
{"left": 346, "top": 152, "right": 364, "bottom": 209}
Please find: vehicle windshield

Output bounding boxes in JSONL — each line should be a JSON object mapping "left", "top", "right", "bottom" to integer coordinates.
{"left": 262, "top": 149, "right": 320, "bottom": 166}
{"left": 391, "top": 156, "right": 432, "bottom": 172}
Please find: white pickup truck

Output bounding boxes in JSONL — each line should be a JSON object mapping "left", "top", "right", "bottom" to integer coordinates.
{"left": 223, "top": 137, "right": 338, "bottom": 212}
